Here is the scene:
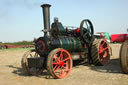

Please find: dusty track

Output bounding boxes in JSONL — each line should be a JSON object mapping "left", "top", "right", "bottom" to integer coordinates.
{"left": 0, "top": 44, "right": 128, "bottom": 85}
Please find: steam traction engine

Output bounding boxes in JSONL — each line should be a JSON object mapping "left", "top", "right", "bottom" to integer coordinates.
{"left": 21, "top": 4, "right": 111, "bottom": 79}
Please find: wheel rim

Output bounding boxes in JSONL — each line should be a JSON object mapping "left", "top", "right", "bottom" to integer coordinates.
{"left": 80, "top": 19, "right": 94, "bottom": 43}
{"left": 52, "top": 49, "right": 72, "bottom": 78}
{"left": 22, "top": 49, "right": 43, "bottom": 75}
{"left": 98, "top": 40, "right": 110, "bottom": 65}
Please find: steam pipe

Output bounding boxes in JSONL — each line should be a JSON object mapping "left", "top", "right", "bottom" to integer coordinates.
{"left": 41, "top": 4, "right": 51, "bottom": 37}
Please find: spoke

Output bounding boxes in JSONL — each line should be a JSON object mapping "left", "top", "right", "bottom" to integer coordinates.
{"left": 60, "top": 66, "right": 64, "bottom": 75}
{"left": 56, "top": 54, "right": 60, "bottom": 62}
{"left": 88, "top": 27, "right": 91, "bottom": 32}
{"left": 83, "top": 33, "right": 87, "bottom": 38}
{"left": 103, "top": 52, "right": 108, "bottom": 57}
{"left": 100, "top": 41, "right": 106, "bottom": 48}
{"left": 53, "top": 65, "right": 58, "bottom": 71}
{"left": 35, "top": 53, "right": 39, "bottom": 57}
{"left": 62, "top": 66, "right": 66, "bottom": 69}
{"left": 61, "top": 63, "right": 67, "bottom": 70}
{"left": 99, "top": 47, "right": 109, "bottom": 54}
{"left": 62, "top": 66, "right": 67, "bottom": 73}
{"left": 100, "top": 52, "right": 108, "bottom": 60}
{"left": 52, "top": 62, "right": 59, "bottom": 65}
{"left": 34, "top": 53, "right": 36, "bottom": 57}
{"left": 54, "top": 66, "right": 60, "bottom": 73}
{"left": 30, "top": 54, "right": 33, "bottom": 57}
{"left": 53, "top": 55, "right": 59, "bottom": 63}
{"left": 103, "top": 47, "right": 109, "bottom": 51}
{"left": 99, "top": 51, "right": 103, "bottom": 54}
{"left": 53, "top": 57, "right": 58, "bottom": 63}
{"left": 63, "top": 57, "right": 70, "bottom": 62}
{"left": 58, "top": 66, "right": 61, "bottom": 73}
{"left": 85, "top": 22, "right": 89, "bottom": 28}
{"left": 60, "top": 51, "right": 63, "bottom": 61}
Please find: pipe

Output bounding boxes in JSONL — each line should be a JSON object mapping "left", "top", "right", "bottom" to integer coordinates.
{"left": 40, "top": 4, "right": 51, "bottom": 37}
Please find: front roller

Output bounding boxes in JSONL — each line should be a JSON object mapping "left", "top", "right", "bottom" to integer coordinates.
{"left": 91, "top": 39, "right": 110, "bottom": 65}
{"left": 47, "top": 48, "right": 72, "bottom": 79}
{"left": 120, "top": 41, "right": 128, "bottom": 74}
{"left": 21, "top": 49, "right": 43, "bottom": 75}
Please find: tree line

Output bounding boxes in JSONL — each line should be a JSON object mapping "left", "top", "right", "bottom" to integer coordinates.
{"left": 0, "top": 41, "right": 33, "bottom": 46}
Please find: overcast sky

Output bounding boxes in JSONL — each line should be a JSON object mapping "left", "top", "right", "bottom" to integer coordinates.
{"left": 0, "top": 0, "right": 128, "bottom": 42}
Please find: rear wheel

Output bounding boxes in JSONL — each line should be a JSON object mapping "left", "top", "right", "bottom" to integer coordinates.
{"left": 91, "top": 39, "right": 110, "bottom": 65}
{"left": 120, "top": 41, "right": 128, "bottom": 74}
{"left": 47, "top": 48, "right": 72, "bottom": 79}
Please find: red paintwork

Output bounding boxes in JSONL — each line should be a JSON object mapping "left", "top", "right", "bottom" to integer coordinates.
{"left": 7, "top": 45, "right": 21, "bottom": 48}
{"left": 111, "top": 34, "right": 128, "bottom": 43}
{"left": 98, "top": 40, "right": 110, "bottom": 65}
{"left": 52, "top": 49, "right": 72, "bottom": 78}
{"left": 36, "top": 40, "right": 46, "bottom": 52}
{"left": 74, "top": 28, "right": 80, "bottom": 33}
{"left": 95, "top": 32, "right": 105, "bottom": 38}
{"left": 7, "top": 45, "right": 34, "bottom": 48}
{"left": 0, "top": 45, "right": 34, "bottom": 49}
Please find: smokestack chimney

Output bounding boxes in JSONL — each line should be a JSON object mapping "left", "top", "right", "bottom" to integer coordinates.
{"left": 41, "top": 4, "right": 51, "bottom": 37}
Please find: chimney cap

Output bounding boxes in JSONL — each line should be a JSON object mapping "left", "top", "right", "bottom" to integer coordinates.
{"left": 41, "top": 4, "right": 51, "bottom": 8}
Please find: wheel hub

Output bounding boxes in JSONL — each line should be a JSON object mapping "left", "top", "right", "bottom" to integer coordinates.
{"left": 59, "top": 61, "right": 64, "bottom": 66}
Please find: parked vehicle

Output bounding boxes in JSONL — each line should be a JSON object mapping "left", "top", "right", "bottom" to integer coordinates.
{"left": 95, "top": 32, "right": 110, "bottom": 42}
{"left": 111, "top": 34, "right": 127, "bottom": 43}
{"left": 0, "top": 45, "right": 8, "bottom": 49}
{"left": 0, "top": 45, "right": 34, "bottom": 49}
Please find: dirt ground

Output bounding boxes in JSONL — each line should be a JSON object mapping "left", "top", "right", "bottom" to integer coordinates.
{"left": 0, "top": 44, "right": 128, "bottom": 85}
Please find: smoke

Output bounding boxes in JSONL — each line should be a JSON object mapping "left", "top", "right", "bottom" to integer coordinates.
{"left": 23, "top": 0, "right": 43, "bottom": 9}
{"left": 0, "top": 0, "right": 44, "bottom": 19}
{"left": 1, "top": 0, "right": 43, "bottom": 9}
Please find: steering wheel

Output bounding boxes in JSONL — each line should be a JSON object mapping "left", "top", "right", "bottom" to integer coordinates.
{"left": 80, "top": 19, "right": 94, "bottom": 44}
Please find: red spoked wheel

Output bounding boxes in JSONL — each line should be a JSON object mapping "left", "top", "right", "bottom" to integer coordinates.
{"left": 47, "top": 48, "right": 72, "bottom": 79}
{"left": 21, "top": 49, "right": 43, "bottom": 75}
{"left": 91, "top": 39, "right": 110, "bottom": 65}
{"left": 98, "top": 39, "right": 110, "bottom": 65}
